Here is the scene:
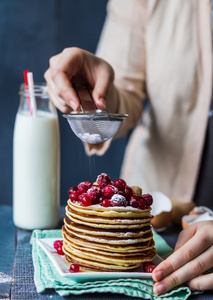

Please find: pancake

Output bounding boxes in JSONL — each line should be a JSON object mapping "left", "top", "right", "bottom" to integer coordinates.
{"left": 66, "top": 206, "right": 153, "bottom": 226}
{"left": 64, "top": 217, "right": 153, "bottom": 238}
{"left": 63, "top": 229, "right": 155, "bottom": 253}
{"left": 63, "top": 240, "right": 155, "bottom": 265}
{"left": 69, "top": 200, "right": 151, "bottom": 218}
{"left": 62, "top": 175, "right": 156, "bottom": 272}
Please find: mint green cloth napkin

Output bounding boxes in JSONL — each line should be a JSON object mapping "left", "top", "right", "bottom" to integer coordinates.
{"left": 31, "top": 229, "right": 197, "bottom": 299}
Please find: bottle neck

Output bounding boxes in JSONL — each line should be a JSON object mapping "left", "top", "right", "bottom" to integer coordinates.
{"left": 18, "top": 83, "right": 57, "bottom": 116}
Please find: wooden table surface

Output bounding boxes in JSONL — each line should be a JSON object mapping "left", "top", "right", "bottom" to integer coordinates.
{"left": 0, "top": 205, "right": 212, "bottom": 300}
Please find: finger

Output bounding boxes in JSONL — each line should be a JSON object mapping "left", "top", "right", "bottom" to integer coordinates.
{"left": 153, "top": 245, "right": 213, "bottom": 295}
{"left": 47, "top": 87, "right": 72, "bottom": 114}
{"left": 51, "top": 70, "right": 79, "bottom": 110}
{"left": 45, "top": 71, "right": 72, "bottom": 113}
{"left": 187, "top": 273, "right": 213, "bottom": 291}
{"left": 152, "top": 231, "right": 212, "bottom": 282}
{"left": 174, "top": 224, "right": 196, "bottom": 251}
{"left": 49, "top": 49, "right": 85, "bottom": 110}
{"left": 92, "top": 63, "right": 114, "bottom": 109}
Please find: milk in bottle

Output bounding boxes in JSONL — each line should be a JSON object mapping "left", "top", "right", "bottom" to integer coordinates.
{"left": 13, "top": 83, "right": 60, "bottom": 230}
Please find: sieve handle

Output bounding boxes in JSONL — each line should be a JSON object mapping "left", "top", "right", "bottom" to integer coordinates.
{"left": 72, "top": 83, "right": 98, "bottom": 113}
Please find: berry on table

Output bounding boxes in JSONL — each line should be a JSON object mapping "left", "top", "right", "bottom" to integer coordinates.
{"left": 145, "top": 265, "right": 156, "bottom": 273}
{"left": 57, "top": 246, "right": 64, "bottom": 255}
{"left": 143, "top": 262, "right": 156, "bottom": 273}
{"left": 69, "top": 263, "right": 80, "bottom": 273}
{"left": 53, "top": 240, "right": 63, "bottom": 250}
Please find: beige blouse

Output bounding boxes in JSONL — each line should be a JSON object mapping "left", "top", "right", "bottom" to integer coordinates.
{"left": 87, "top": 0, "right": 212, "bottom": 204}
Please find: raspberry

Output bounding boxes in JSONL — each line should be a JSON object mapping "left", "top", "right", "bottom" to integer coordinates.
{"left": 78, "top": 182, "right": 89, "bottom": 194}
{"left": 57, "top": 246, "right": 64, "bottom": 255}
{"left": 53, "top": 240, "right": 63, "bottom": 250}
{"left": 102, "top": 198, "right": 111, "bottom": 207}
{"left": 113, "top": 178, "right": 126, "bottom": 191}
{"left": 138, "top": 198, "right": 146, "bottom": 209}
{"left": 81, "top": 193, "right": 92, "bottom": 206}
{"left": 87, "top": 186, "right": 102, "bottom": 203}
{"left": 103, "top": 185, "right": 118, "bottom": 198}
{"left": 69, "top": 191, "right": 79, "bottom": 202}
{"left": 69, "top": 263, "right": 80, "bottom": 273}
{"left": 110, "top": 194, "right": 128, "bottom": 207}
{"left": 123, "top": 186, "right": 133, "bottom": 199}
{"left": 129, "top": 198, "right": 139, "bottom": 208}
{"left": 142, "top": 194, "right": 153, "bottom": 206}
{"left": 96, "top": 173, "right": 111, "bottom": 189}
{"left": 68, "top": 186, "right": 78, "bottom": 195}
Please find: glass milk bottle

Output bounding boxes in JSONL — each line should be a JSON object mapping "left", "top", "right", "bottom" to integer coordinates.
{"left": 13, "top": 83, "right": 60, "bottom": 230}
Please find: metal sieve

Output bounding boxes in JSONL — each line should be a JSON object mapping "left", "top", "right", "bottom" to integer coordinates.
{"left": 63, "top": 83, "right": 128, "bottom": 144}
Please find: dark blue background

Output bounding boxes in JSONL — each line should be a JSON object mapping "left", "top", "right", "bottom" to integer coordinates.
{"left": 0, "top": 0, "right": 129, "bottom": 206}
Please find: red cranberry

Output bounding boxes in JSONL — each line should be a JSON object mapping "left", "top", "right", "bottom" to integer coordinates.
{"left": 57, "top": 246, "right": 64, "bottom": 255}
{"left": 130, "top": 194, "right": 140, "bottom": 201}
{"left": 118, "top": 190, "right": 125, "bottom": 197}
{"left": 53, "top": 240, "right": 63, "bottom": 250}
{"left": 123, "top": 186, "right": 133, "bottom": 199}
{"left": 84, "top": 181, "right": 92, "bottom": 188}
{"left": 69, "top": 191, "right": 79, "bottom": 202}
{"left": 96, "top": 173, "right": 111, "bottom": 189}
{"left": 129, "top": 198, "right": 139, "bottom": 208}
{"left": 113, "top": 178, "right": 126, "bottom": 191}
{"left": 69, "top": 263, "right": 80, "bottom": 273}
{"left": 81, "top": 193, "right": 92, "bottom": 206}
{"left": 110, "top": 194, "right": 128, "bottom": 207}
{"left": 144, "top": 264, "right": 156, "bottom": 273}
{"left": 102, "top": 198, "right": 111, "bottom": 207}
{"left": 142, "top": 193, "right": 153, "bottom": 206}
{"left": 103, "top": 185, "right": 118, "bottom": 198}
{"left": 97, "top": 196, "right": 104, "bottom": 205}
{"left": 138, "top": 198, "right": 146, "bottom": 209}
{"left": 87, "top": 186, "right": 102, "bottom": 203}
{"left": 68, "top": 186, "right": 78, "bottom": 195}
{"left": 78, "top": 183, "right": 89, "bottom": 194}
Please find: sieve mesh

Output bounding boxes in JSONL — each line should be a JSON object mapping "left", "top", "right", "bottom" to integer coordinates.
{"left": 64, "top": 112, "right": 127, "bottom": 144}
{"left": 63, "top": 82, "right": 128, "bottom": 144}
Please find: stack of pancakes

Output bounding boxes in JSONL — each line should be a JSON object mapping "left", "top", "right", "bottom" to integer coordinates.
{"left": 62, "top": 200, "right": 156, "bottom": 272}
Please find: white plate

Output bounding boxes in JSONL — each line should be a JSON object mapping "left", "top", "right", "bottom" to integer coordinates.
{"left": 37, "top": 238, "right": 163, "bottom": 283}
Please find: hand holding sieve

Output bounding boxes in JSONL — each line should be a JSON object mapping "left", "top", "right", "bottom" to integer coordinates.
{"left": 63, "top": 83, "right": 128, "bottom": 144}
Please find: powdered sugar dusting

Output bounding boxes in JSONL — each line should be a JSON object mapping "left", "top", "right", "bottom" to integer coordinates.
{"left": 79, "top": 133, "right": 102, "bottom": 143}
{"left": 0, "top": 272, "right": 13, "bottom": 283}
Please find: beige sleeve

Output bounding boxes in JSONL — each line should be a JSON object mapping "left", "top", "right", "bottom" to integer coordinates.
{"left": 85, "top": 0, "right": 147, "bottom": 155}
